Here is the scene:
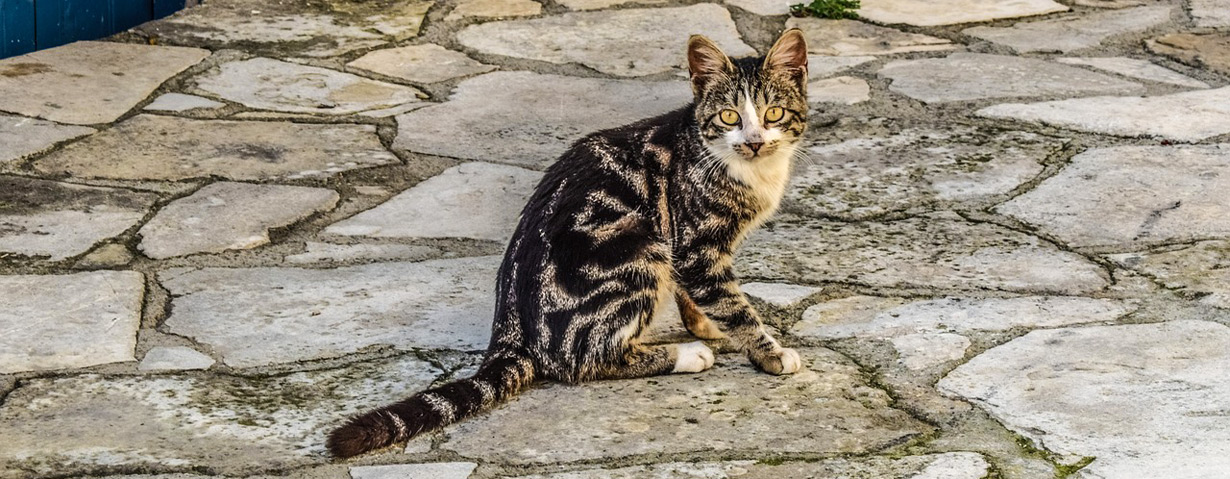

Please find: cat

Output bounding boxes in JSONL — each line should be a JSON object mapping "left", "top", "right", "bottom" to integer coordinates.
{"left": 327, "top": 29, "right": 809, "bottom": 458}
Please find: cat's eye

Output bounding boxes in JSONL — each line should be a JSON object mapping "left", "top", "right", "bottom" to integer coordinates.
{"left": 765, "top": 106, "right": 785, "bottom": 123}
{"left": 718, "top": 109, "right": 741, "bottom": 126}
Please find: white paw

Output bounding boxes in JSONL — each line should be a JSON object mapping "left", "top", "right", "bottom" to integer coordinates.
{"left": 673, "top": 341, "right": 716, "bottom": 373}
{"left": 777, "top": 348, "right": 802, "bottom": 375}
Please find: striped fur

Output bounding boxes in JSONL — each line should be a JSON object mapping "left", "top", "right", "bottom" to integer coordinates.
{"left": 327, "top": 30, "right": 809, "bottom": 458}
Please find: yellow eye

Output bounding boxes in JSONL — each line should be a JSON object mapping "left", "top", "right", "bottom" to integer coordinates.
{"left": 718, "top": 109, "right": 740, "bottom": 126}
{"left": 765, "top": 106, "right": 785, "bottom": 123}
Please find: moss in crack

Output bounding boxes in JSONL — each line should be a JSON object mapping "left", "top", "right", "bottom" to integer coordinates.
{"left": 790, "top": 0, "right": 861, "bottom": 19}
{"left": 1013, "top": 434, "right": 1095, "bottom": 478}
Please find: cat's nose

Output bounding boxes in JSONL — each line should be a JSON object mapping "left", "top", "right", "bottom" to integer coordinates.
{"left": 746, "top": 142, "right": 764, "bottom": 153}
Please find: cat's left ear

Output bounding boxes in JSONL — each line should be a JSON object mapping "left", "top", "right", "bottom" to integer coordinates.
{"left": 763, "top": 28, "right": 808, "bottom": 80}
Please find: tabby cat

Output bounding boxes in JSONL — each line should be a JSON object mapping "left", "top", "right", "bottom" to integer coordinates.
{"left": 328, "top": 29, "right": 810, "bottom": 458}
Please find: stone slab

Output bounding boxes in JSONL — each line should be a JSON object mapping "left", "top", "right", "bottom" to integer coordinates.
{"left": 0, "top": 41, "right": 209, "bottom": 125}
{"left": 809, "top": 55, "right": 876, "bottom": 79}
{"left": 139, "top": 182, "right": 340, "bottom": 259}
{"left": 144, "top": 93, "right": 226, "bottom": 112}
{"left": 446, "top": 0, "right": 542, "bottom": 21}
{"left": 1148, "top": 33, "right": 1230, "bottom": 76}
{"left": 892, "top": 332, "right": 970, "bottom": 370}
{"left": 1110, "top": 241, "right": 1230, "bottom": 309}
{"left": 785, "top": 127, "right": 1061, "bottom": 220}
{"left": 880, "top": 53, "right": 1144, "bottom": 103}
{"left": 442, "top": 347, "right": 930, "bottom": 464}
{"left": 34, "top": 115, "right": 398, "bottom": 181}
{"left": 740, "top": 282, "right": 822, "bottom": 307}
{"left": 996, "top": 145, "right": 1230, "bottom": 248}
{"left": 195, "top": 58, "right": 426, "bottom": 115}
{"left": 796, "top": 296, "right": 1136, "bottom": 340}
{"left": 726, "top": 0, "right": 791, "bottom": 16}
{"left": 502, "top": 453, "right": 989, "bottom": 478}
{"left": 0, "top": 355, "right": 441, "bottom": 476}
{"left": 0, "top": 114, "right": 93, "bottom": 166}
{"left": 348, "top": 44, "right": 496, "bottom": 84}
{"left": 938, "top": 321, "right": 1230, "bottom": 478}
{"left": 963, "top": 6, "right": 1173, "bottom": 53}
{"left": 1055, "top": 57, "right": 1208, "bottom": 88}
{"left": 809, "top": 76, "right": 870, "bottom": 105}
{"left": 557, "top": 0, "right": 669, "bottom": 8}
{"left": 736, "top": 213, "right": 1108, "bottom": 294}
{"left": 285, "top": 242, "right": 440, "bottom": 265}
{"left": 857, "top": 0, "right": 1069, "bottom": 26}
{"left": 325, "top": 162, "right": 542, "bottom": 242}
{"left": 0, "top": 271, "right": 144, "bottom": 374}
{"left": 0, "top": 177, "right": 158, "bottom": 260}
{"left": 1191, "top": 0, "right": 1230, "bottom": 28}
{"left": 135, "top": 0, "right": 431, "bottom": 58}
{"left": 393, "top": 72, "right": 691, "bottom": 167}
{"left": 352, "top": 463, "right": 478, "bottom": 479}
{"left": 786, "top": 18, "right": 956, "bottom": 57}
{"left": 978, "top": 87, "right": 1230, "bottom": 142}
{"left": 456, "top": 4, "right": 755, "bottom": 77}
{"left": 160, "top": 256, "right": 501, "bottom": 368}
{"left": 1074, "top": 0, "right": 1145, "bottom": 7}
{"left": 138, "top": 347, "right": 216, "bottom": 372}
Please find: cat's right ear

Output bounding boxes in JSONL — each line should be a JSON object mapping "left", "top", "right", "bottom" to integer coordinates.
{"left": 687, "top": 35, "right": 733, "bottom": 95}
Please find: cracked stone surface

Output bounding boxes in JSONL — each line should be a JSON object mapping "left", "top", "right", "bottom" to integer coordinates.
{"left": 557, "top": 0, "right": 669, "bottom": 9}
{"left": 348, "top": 44, "right": 496, "bottom": 84}
{"left": 891, "top": 332, "right": 970, "bottom": 371}
{"left": 787, "top": 18, "right": 957, "bottom": 56}
{"left": 1190, "top": 0, "right": 1230, "bottom": 28}
{"left": 0, "top": 41, "right": 209, "bottom": 125}
{"left": 285, "top": 242, "right": 440, "bottom": 265}
{"left": 135, "top": 0, "right": 431, "bottom": 57}
{"left": 962, "top": 6, "right": 1173, "bottom": 53}
{"left": 1055, "top": 57, "right": 1209, "bottom": 88}
{"left": 1147, "top": 32, "right": 1230, "bottom": 76}
{"left": 737, "top": 213, "right": 1109, "bottom": 294}
{"left": 325, "top": 162, "right": 542, "bottom": 242}
{"left": 796, "top": 296, "right": 1135, "bottom": 340}
{"left": 503, "top": 453, "right": 989, "bottom": 478}
{"left": 194, "top": 58, "right": 426, "bottom": 115}
{"left": 1110, "top": 241, "right": 1230, "bottom": 309}
{"left": 442, "top": 347, "right": 931, "bottom": 464}
{"left": 393, "top": 72, "right": 691, "bottom": 167}
{"left": 996, "top": 145, "right": 1230, "bottom": 248}
{"left": 740, "top": 282, "right": 822, "bottom": 307}
{"left": 880, "top": 53, "right": 1144, "bottom": 103}
{"left": 726, "top": 0, "right": 791, "bottom": 16}
{"left": 809, "top": 76, "right": 870, "bottom": 105}
{"left": 0, "top": 355, "right": 441, "bottom": 477}
{"left": 856, "top": 0, "right": 1069, "bottom": 26}
{"left": 351, "top": 463, "right": 478, "bottom": 479}
{"left": 0, "top": 177, "right": 158, "bottom": 260}
{"left": 160, "top": 256, "right": 501, "bottom": 368}
{"left": 809, "top": 55, "right": 876, "bottom": 78}
{"left": 784, "top": 127, "right": 1062, "bottom": 220}
{"left": 978, "top": 86, "right": 1230, "bottom": 141}
{"left": 138, "top": 346, "right": 216, "bottom": 372}
{"left": 939, "top": 320, "right": 1230, "bottom": 479}
{"left": 456, "top": 4, "right": 755, "bottom": 77}
{"left": 144, "top": 93, "right": 226, "bottom": 112}
{"left": 33, "top": 115, "right": 398, "bottom": 181}
{"left": 446, "top": 0, "right": 542, "bottom": 21}
{"left": 138, "top": 182, "right": 340, "bottom": 259}
{"left": 0, "top": 271, "right": 144, "bottom": 374}
{"left": 0, "top": 114, "right": 93, "bottom": 166}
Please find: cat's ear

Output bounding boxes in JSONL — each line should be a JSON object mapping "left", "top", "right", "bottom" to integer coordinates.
{"left": 687, "top": 35, "right": 733, "bottom": 94}
{"left": 763, "top": 29, "right": 808, "bottom": 79}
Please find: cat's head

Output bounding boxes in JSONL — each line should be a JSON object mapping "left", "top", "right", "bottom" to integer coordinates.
{"left": 687, "top": 29, "right": 808, "bottom": 163}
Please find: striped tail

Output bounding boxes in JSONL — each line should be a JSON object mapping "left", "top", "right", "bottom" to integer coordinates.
{"left": 326, "top": 352, "right": 535, "bottom": 458}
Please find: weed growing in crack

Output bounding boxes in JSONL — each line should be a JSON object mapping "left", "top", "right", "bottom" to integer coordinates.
{"left": 790, "top": 0, "right": 861, "bottom": 19}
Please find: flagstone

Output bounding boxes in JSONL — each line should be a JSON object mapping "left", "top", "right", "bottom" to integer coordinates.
{"left": 348, "top": 44, "right": 496, "bottom": 84}
{"left": 979, "top": 87, "right": 1230, "bottom": 142}
{"left": 880, "top": 53, "right": 1144, "bottom": 103}
{"left": 963, "top": 6, "right": 1173, "bottom": 53}
{"left": 456, "top": 4, "right": 755, "bottom": 77}
{"left": 1191, "top": 0, "right": 1230, "bottom": 28}
{"left": 138, "top": 182, "right": 340, "bottom": 259}
{"left": 34, "top": 115, "right": 398, "bottom": 181}
{"left": 325, "top": 162, "right": 541, "bottom": 242}
{"left": 138, "top": 347, "right": 216, "bottom": 372}
{"left": 0, "top": 177, "right": 157, "bottom": 260}
{"left": 392, "top": 72, "right": 690, "bottom": 167}
{"left": 160, "top": 256, "right": 502, "bottom": 368}
{"left": 0, "top": 114, "right": 94, "bottom": 166}
{"left": 1109, "top": 241, "right": 1230, "bottom": 309}
{"left": 857, "top": 0, "right": 1069, "bottom": 26}
{"left": 786, "top": 18, "right": 957, "bottom": 56}
{"left": 556, "top": 0, "right": 669, "bottom": 9}
{"left": 809, "top": 76, "right": 870, "bottom": 105}
{"left": 938, "top": 321, "right": 1230, "bottom": 479}
{"left": 194, "top": 58, "right": 426, "bottom": 115}
{"left": 1147, "top": 32, "right": 1230, "bottom": 76}
{"left": 0, "top": 41, "right": 208, "bottom": 125}
{"left": 501, "top": 453, "right": 989, "bottom": 478}
{"left": 285, "top": 242, "right": 440, "bottom": 265}
{"left": 0, "top": 271, "right": 144, "bottom": 374}
{"left": 1055, "top": 57, "right": 1208, "bottom": 88}
{"left": 726, "top": 0, "right": 791, "bottom": 16}
{"left": 445, "top": 0, "right": 542, "bottom": 21}
{"left": 808, "top": 55, "right": 876, "bottom": 79}
{"left": 740, "top": 282, "right": 822, "bottom": 307}
{"left": 144, "top": 93, "right": 226, "bottom": 112}
{"left": 736, "top": 213, "right": 1108, "bottom": 294}
{"left": 996, "top": 145, "right": 1230, "bottom": 248}
{"left": 891, "top": 332, "right": 970, "bottom": 371}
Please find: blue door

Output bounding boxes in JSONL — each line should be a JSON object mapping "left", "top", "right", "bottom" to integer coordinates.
{"left": 1, "top": 0, "right": 187, "bottom": 59}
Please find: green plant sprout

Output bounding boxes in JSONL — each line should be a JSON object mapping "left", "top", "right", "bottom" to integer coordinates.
{"left": 790, "top": 0, "right": 861, "bottom": 19}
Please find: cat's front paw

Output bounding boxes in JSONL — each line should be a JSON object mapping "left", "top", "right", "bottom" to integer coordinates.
{"left": 751, "top": 348, "right": 802, "bottom": 375}
{"left": 673, "top": 341, "right": 716, "bottom": 373}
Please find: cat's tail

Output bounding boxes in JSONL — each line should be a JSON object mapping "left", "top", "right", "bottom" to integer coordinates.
{"left": 326, "top": 351, "right": 535, "bottom": 458}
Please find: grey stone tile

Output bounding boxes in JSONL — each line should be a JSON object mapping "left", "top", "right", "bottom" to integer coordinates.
{"left": 194, "top": 58, "right": 426, "bottom": 115}
{"left": 739, "top": 282, "right": 822, "bottom": 307}
{"left": 857, "top": 0, "right": 1069, "bottom": 26}
{"left": 144, "top": 93, "right": 226, "bottom": 112}
{"left": 978, "top": 87, "right": 1230, "bottom": 142}
{"left": 1110, "top": 241, "right": 1230, "bottom": 310}
{"left": 499, "top": 453, "right": 989, "bottom": 478}
{"left": 809, "top": 76, "right": 870, "bottom": 105}
{"left": 348, "top": 44, "right": 495, "bottom": 84}
{"left": 0, "top": 271, "right": 143, "bottom": 374}
{"left": 351, "top": 463, "right": 477, "bottom": 479}
{"left": 1055, "top": 57, "right": 1208, "bottom": 88}
{"left": 138, "top": 347, "right": 216, "bottom": 372}
{"left": 0, "top": 177, "right": 157, "bottom": 260}
{"left": 285, "top": 242, "right": 440, "bottom": 265}
{"left": 0, "top": 115, "right": 94, "bottom": 166}
{"left": 963, "top": 6, "right": 1174, "bottom": 53}
{"left": 1191, "top": 0, "right": 1230, "bottom": 28}
{"left": 726, "top": 0, "right": 791, "bottom": 16}
{"left": 880, "top": 53, "right": 1144, "bottom": 103}
{"left": 808, "top": 55, "right": 876, "bottom": 78}
{"left": 557, "top": 0, "right": 669, "bottom": 9}
{"left": 787, "top": 18, "right": 956, "bottom": 56}
{"left": 445, "top": 0, "right": 542, "bottom": 21}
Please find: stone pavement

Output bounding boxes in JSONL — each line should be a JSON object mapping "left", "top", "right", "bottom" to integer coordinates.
{"left": 1, "top": 0, "right": 1229, "bottom": 477}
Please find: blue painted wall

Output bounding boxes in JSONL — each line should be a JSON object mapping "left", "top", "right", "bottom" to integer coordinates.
{"left": 2, "top": 0, "right": 187, "bottom": 59}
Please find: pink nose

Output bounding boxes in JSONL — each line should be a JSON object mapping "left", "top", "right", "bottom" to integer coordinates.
{"left": 746, "top": 142, "right": 764, "bottom": 153}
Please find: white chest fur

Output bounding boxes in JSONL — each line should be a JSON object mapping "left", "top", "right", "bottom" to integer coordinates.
{"left": 723, "top": 144, "right": 795, "bottom": 228}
